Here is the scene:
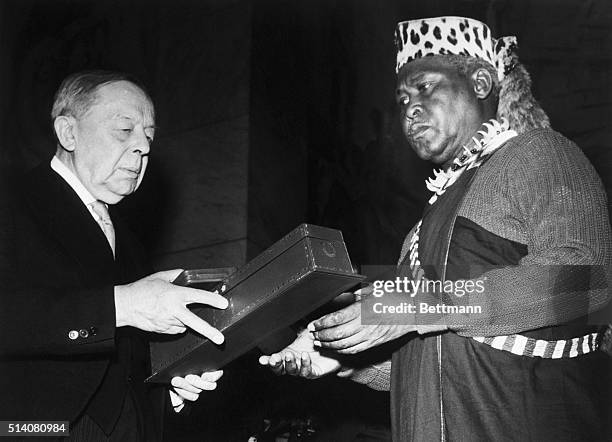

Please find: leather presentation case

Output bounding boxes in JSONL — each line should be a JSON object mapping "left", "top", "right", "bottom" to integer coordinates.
{"left": 146, "top": 223, "right": 365, "bottom": 383}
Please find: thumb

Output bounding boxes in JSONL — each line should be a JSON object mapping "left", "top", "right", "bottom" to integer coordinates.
{"left": 354, "top": 284, "right": 373, "bottom": 297}
{"left": 151, "top": 269, "right": 185, "bottom": 283}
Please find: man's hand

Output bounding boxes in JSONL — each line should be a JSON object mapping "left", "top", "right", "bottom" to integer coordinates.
{"left": 114, "top": 269, "right": 228, "bottom": 344}
{"left": 309, "top": 301, "right": 415, "bottom": 354}
{"left": 170, "top": 370, "right": 223, "bottom": 412}
{"left": 258, "top": 329, "right": 341, "bottom": 379}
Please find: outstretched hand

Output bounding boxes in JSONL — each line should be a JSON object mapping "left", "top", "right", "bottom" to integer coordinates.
{"left": 259, "top": 329, "right": 341, "bottom": 379}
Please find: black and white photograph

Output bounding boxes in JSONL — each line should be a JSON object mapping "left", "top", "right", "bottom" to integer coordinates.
{"left": 0, "top": 0, "right": 611, "bottom": 440}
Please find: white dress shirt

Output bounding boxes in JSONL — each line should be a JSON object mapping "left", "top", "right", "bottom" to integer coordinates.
{"left": 50, "top": 155, "right": 100, "bottom": 222}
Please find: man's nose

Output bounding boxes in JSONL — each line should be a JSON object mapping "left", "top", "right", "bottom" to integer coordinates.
{"left": 132, "top": 128, "right": 151, "bottom": 155}
{"left": 406, "top": 101, "right": 422, "bottom": 120}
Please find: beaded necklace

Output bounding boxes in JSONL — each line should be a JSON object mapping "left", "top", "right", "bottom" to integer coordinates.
{"left": 406, "top": 118, "right": 517, "bottom": 277}
{"left": 425, "top": 118, "right": 517, "bottom": 205}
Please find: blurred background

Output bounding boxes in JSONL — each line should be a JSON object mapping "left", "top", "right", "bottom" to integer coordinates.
{"left": 1, "top": 0, "right": 610, "bottom": 440}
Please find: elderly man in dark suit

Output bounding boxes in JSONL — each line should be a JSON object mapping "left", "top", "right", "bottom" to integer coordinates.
{"left": 0, "top": 71, "right": 227, "bottom": 441}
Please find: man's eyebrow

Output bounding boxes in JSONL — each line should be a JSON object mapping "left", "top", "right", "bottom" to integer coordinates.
{"left": 396, "top": 71, "right": 441, "bottom": 94}
{"left": 111, "top": 114, "right": 157, "bottom": 129}
{"left": 406, "top": 71, "right": 438, "bottom": 84}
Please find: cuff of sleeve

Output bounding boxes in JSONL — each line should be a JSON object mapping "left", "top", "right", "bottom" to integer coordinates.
{"left": 341, "top": 361, "right": 391, "bottom": 391}
{"left": 169, "top": 389, "right": 185, "bottom": 413}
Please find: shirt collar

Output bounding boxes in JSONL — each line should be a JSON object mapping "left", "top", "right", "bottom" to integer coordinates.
{"left": 50, "top": 155, "right": 97, "bottom": 207}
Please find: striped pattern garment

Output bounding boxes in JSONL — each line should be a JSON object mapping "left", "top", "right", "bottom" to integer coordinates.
{"left": 472, "top": 332, "right": 600, "bottom": 358}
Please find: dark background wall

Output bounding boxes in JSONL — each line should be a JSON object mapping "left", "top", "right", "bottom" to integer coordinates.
{"left": 0, "top": 0, "right": 251, "bottom": 271}
{"left": 1, "top": 0, "right": 610, "bottom": 440}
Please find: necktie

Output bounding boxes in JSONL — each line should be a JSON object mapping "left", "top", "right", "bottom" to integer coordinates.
{"left": 89, "top": 201, "right": 116, "bottom": 256}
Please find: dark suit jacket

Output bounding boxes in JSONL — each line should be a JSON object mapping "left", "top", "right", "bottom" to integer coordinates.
{"left": 0, "top": 161, "right": 160, "bottom": 438}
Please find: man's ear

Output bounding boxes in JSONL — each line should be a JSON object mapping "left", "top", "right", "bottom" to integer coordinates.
{"left": 471, "top": 68, "right": 494, "bottom": 99}
{"left": 53, "top": 116, "right": 77, "bottom": 152}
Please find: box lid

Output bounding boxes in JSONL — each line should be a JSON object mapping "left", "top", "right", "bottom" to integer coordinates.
{"left": 217, "top": 223, "right": 353, "bottom": 294}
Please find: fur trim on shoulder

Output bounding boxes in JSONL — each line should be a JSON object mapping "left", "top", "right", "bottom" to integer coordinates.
{"left": 497, "top": 63, "right": 550, "bottom": 134}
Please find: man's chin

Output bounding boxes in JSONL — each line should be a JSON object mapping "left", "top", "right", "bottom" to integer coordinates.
{"left": 97, "top": 185, "right": 136, "bottom": 205}
{"left": 411, "top": 144, "right": 436, "bottom": 162}
{"left": 411, "top": 144, "right": 450, "bottom": 166}
{"left": 98, "top": 193, "right": 127, "bottom": 205}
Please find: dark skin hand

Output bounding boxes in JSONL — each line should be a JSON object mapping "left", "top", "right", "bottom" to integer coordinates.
{"left": 259, "top": 288, "right": 448, "bottom": 379}
{"left": 310, "top": 301, "right": 416, "bottom": 354}
{"left": 310, "top": 286, "right": 448, "bottom": 354}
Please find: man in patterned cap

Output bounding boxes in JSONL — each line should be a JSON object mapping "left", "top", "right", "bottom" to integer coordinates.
{"left": 261, "top": 16, "right": 611, "bottom": 441}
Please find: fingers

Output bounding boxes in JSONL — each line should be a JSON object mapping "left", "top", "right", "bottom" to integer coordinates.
{"left": 153, "top": 269, "right": 185, "bottom": 282}
{"left": 355, "top": 285, "right": 374, "bottom": 301}
{"left": 263, "top": 353, "right": 286, "bottom": 376}
{"left": 268, "top": 353, "right": 285, "bottom": 375}
{"left": 334, "top": 341, "right": 373, "bottom": 355}
{"left": 175, "top": 309, "right": 224, "bottom": 345}
{"left": 311, "top": 318, "right": 361, "bottom": 342}
{"left": 171, "top": 376, "right": 200, "bottom": 394}
{"left": 259, "top": 352, "right": 303, "bottom": 376}
{"left": 313, "top": 329, "right": 369, "bottom": 352}
{"left": 171, "top": 370, "right": 223, "bottom": 402}
{"left": 183, "top": 373, "right": 219, "bottom": 391}
{"left": 260, "top": 351, "right": 325, "bottom": 378}
{"left": 309, "top": 303, "right": 360, "bottom": 331}
{"left": 173, "top": 387, "right": 198, "bottom": 402}
{"left": 200, "top": 370, "right": 223, "bottom": 383}
{"left": 284, "top": 352, "right": 300, "bottom": 375}
{"left": 354, "top": 285, "right": 373, "bottom": 297}
{"left": 161, "top": 285, "right": 228, "bottom": 341}
{"left": 332, "top": 291, "right": 356, "bottom": 304}
{"left": 181, "top": 287, "right": 229, "bottom": 310}
{"left": 164, "top": 325, "right": 187, "bottom": 334}
{"left": 299, "top": 352, "right": 313, "bottom": 378}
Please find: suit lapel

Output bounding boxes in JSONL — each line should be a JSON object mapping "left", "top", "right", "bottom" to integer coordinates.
{"left": 24, "top": 164, "right": 115, "bottom": 282}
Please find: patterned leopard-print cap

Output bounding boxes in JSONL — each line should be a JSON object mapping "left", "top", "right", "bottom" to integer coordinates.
{"left": 395, "top": 16, "right": 517, "bottom": 81}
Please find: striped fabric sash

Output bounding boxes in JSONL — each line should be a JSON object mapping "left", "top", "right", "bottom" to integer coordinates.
{"left": 472, "top": 332, "right": 600, "bottom": 358}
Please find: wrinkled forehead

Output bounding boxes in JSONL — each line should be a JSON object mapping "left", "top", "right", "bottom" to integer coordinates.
{"left": 91, "top": 80, "right": 155, "bottom": 121}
